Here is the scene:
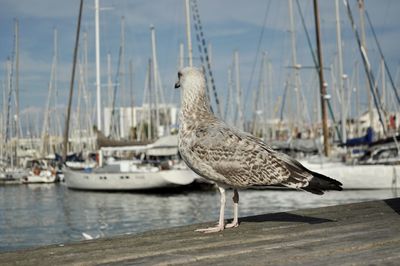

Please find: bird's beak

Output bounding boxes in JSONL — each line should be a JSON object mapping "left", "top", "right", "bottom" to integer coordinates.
{"left": 174, "top": 80, "right": 180, "bottom": 89}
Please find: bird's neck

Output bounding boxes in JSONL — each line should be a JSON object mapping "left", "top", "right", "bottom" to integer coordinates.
{"left": 180, "top": 89, "right": 215, "bottom": 123}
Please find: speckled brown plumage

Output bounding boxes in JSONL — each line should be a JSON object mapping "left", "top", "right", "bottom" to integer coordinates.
{"left": 176, "top": 67, "right": 342, "bottom": 192}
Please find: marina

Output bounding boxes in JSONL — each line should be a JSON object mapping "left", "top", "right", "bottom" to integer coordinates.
{"left": 1, "top": 0, "right": 400, "bottom": 262}
{"left": 0, "top": 198, "right": 399, "bottom": 265}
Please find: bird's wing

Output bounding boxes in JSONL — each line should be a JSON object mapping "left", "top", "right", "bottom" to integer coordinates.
{"left": 188, "top": 123, "right": 313, "bottom": 188}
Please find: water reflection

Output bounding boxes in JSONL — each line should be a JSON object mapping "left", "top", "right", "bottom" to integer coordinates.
{"left": 0, "top": 184, "right": 397, "bottom": 251}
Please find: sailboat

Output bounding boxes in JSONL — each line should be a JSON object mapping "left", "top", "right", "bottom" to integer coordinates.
{"left": 64, "top": 135, "right": 200, "bottom": 191}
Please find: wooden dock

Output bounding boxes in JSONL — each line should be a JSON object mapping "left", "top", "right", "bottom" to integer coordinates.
{"left": 1, "top": 198, "right": 400, "bottom": 265}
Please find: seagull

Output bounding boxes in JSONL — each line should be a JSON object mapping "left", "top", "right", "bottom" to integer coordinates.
{"left": 175, "top": 67, "right": 342, "bottom": 233}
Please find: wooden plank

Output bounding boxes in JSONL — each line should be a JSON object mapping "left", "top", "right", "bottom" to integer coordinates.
{"left": 1, "top": 198, "right": 399, "bottom": 266}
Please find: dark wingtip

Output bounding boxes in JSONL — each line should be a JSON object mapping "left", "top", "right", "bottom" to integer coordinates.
{"left": 303, "top": 170, "right": 343, "bottom": 195}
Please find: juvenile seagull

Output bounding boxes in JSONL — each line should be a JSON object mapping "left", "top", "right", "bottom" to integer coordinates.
{"left": 175, "top": 67, "right": 342, "bottom": 233}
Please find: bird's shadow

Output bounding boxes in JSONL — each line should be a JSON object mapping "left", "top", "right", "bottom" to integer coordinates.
{"left": 384, "top": 198, "right": 400, "bottom": 215}
{"left": 237, "top": 212, "right": 333, "bottom": 225}
{"left": 234, "top": 197, "right": 400, "bottom": 225}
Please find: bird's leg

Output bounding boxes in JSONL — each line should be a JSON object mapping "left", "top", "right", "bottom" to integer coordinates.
{"left": 225, "top": 189, "right": 239, "bottom": 228}
{"left": 195, "top": 186, "right": 226, "bottom": 233}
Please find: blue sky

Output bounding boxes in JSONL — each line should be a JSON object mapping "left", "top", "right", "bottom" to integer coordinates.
{"left": 0, "top": 0, "right": 399, "bottom": 133}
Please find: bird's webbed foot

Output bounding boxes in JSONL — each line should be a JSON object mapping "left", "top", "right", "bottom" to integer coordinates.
{"left": 225, "top": 220, "right": 239, "bottom": 228}
{"left": 195, "top": 222, "right": 225, "bottom": 233}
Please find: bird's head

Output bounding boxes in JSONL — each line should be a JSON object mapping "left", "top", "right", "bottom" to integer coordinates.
{"left": 175, "top": 67, "right": 212, "bottom": 115}
{"left": 174, "top": 67, "right": 206, "bottom": 93}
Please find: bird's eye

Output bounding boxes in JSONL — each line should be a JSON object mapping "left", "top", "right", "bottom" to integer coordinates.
{"left": 178, "top": 72, "right": 182, "bottom": 78}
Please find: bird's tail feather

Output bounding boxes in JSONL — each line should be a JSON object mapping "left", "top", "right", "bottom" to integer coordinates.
{"left": 303, "top": 170, "right": 343, "bottom": 195}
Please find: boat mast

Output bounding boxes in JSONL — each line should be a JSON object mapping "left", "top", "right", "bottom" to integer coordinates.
{"left": 313, "top": 0, "right": 330, "bottom": 156}
{"left": 251, "top": 52, "right": 267, "bottom": 136}
{"left": 225, "top": 66, "right": 234, "bottom": 125}
{"left": 107, "top": 53, "right": 112, "bottom": 109}
{"left": 147, "top": 59, "right": 153, "bottom": 140}
{"left": 14, "top": 19, "right": 20, "bottom": 166}
{"left": 150, "top": 25, "right": 160, "bottom": 137}
{"left": 358, "top": 0, "right": 373, "bottom": 131}
{"left": 1, "top": 70, "right": 5, "bottom": 160}
{"left": 129, "top": 59, "right": 134, "bottom": 140}
{"left": 120, "top": 16, "right": 126, "bottom": 109}
{"left": 95, "top": 0, "right": 102, "bottom": 132}
{"left": 335, "top": 0, "right": 346, "bottom": 145}
{"left": 83, "top": 31, "right": 95, "bottom": 150}
{"left": 184, "top": 0, "right": 193, "bottom": 67}
{"left": 288, "top": 0, "right": 302, "bottom": 134}
{"left": 6, "top": 58, "right": 12, "bottom": 168}
{"left": 62, "top": 0, "right": 83, "bottom": 161}
{"left": 139, "top": 60, "right": 149, "bottom": 141}
{"left": 41, "top": 28, "right": 58, "bottom": 156}
{"left": 75, "top": 62, "right": 83, "bottom": 153}
{"left": 107, "top": 52, "right": 114, "bottom": 137}
{"left": 264, "top": 52, "right": 273, "bottom": 140}
{"left": 355, "top": 61, "right": 361, "bottom": 136}
{"left": 381, "top": 59, "right": 385, "bottom": 109}
{"left": 234, "top": 51, "right": 244, "bottom": 131}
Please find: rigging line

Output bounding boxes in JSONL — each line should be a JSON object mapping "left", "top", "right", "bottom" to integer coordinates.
{"left": 244, "top": 0, "right": 271, "bottom": 116}
{"left": 343, "top": 0, "right": 386, "bottom": 136}
{"left": 191, "top": 1, "right": 213, "bottom": 103}
{"left": 191, "top": 8, "right": 213, "bottom": 114}
{"left": 191, "top": 0, "right": 221, "bottom": 117}
{"left": 365, "top": 9, "right": 400, "bottom": 106}
{"left": 191, "top": 2, "right": 210, "bottom": 99}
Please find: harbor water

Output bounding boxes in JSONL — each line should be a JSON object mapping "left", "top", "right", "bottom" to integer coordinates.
{"left": 0, "top": 183, "right": 397, "bottom": 252}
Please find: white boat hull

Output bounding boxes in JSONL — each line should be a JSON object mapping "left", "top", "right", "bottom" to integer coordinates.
{"left": 302, "top": 162, "right": 400, "bottom": 189}
{"left": 22, "top": 170, "right": 56, "bottom": 184}
{"left": 63, "top": 168, "right": 197, "bottom": 191}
